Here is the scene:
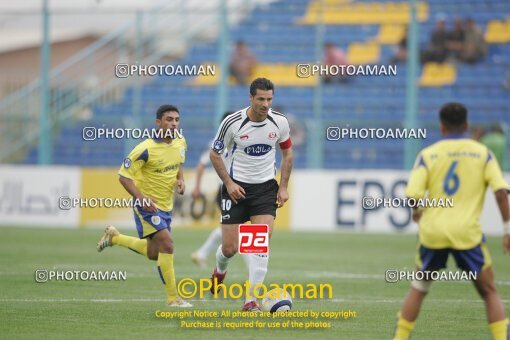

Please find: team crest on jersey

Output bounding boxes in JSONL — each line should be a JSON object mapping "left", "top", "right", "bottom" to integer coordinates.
{"left": 268, "top": 132, "right": 277, "bottom": 140}
{"left": 213, "top": 140, "right": 224, "bottom": 151}
{"left": 123, "top": 158, "right": 131, "bottom": 168}
{"left": 151, "top": 216, "right": 161, "bottom": 225}
{"left": 240, "top": 135, "right": 249, "bottom": 140}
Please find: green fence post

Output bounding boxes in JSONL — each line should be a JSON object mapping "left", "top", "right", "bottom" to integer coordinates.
{"left": 308, "top": 0, "right": 325, "bottom": 169}
{"left": 215, "top": 0, "right": 229, "bottom": 125}
{"left": 404, "top": 0, "right": 420, "bottom": 169}
{"left": 38, "top": 0, "right": 52, "bottom": 164}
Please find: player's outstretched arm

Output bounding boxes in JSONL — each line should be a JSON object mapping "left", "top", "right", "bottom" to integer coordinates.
{"left": 277, "top": 147, "right": 293, "bottom": 208}
{"left": 119, "top": 175, "right": 158, "bottom": 213}
{"left": 210, "top": 149, "right": 245, "bottom": 204}
{"left": 494, "top": 189, "right": 510, "bottom": 253}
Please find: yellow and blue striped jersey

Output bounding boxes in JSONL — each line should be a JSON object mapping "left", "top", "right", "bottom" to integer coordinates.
{"left": 118, "top": 137, "right": 186, "bottom": 211}
{"left": 406, "top": 135, "right": 508, "bottom": 250}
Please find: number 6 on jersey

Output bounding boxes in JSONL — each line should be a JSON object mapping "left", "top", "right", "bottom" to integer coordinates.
{"left": 443, "top": 160, "right": 460, "bottom": 196}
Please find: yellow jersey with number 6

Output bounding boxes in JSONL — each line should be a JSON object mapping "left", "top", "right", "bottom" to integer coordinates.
{"left": 405, "top": 135, "right": 508, "bottom": 250}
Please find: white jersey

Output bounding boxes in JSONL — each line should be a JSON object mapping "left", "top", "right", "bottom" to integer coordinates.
{"left": 211, "top": 107, "right": 291, "bottom": 184}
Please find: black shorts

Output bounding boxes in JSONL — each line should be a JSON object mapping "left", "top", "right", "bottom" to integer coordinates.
{"left": 216, "top": 185, "right": 222, "bottom": 209}
{"left": 220, "top": 179, "right": 278, "bottom": 224}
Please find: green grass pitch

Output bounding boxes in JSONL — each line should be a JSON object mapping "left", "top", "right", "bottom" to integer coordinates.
{"left": 1, "top": 227, "right": 508, "bottom": 339}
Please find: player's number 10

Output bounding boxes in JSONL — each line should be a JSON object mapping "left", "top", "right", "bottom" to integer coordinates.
{"left": 443, "top": 161, "right": 460, "bottom": 196}
{"left": 222, "top": 199, "right": 232, "bottom": 211}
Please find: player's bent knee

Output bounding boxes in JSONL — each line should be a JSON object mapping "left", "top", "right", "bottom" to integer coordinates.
{"left": 146, "top": 240, "right": 158, "bottom": 260}
{"left": 147, "top": 246, "right": 159, "bottom": 260}
{"left": 411, "top": 279, "right": 432, "bottom": 293}
{"left": 159, "top": 241, "right": 174, "bottom": 254}
{"left": 474, "top": 268, "right": 498, "bottom": 299}
{"left": 222, "top": 225, "right": 239, "bottom": 241}
{"left": 475, "top": 281, "right": 497, "bottom": 299}
{"left": 222, "top": 245, "right": 237, "bottom": 258}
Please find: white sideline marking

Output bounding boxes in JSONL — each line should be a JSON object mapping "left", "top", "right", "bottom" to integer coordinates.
{"left": 328, "top": 298, "right": 510, "bottom": 304}
{"left": 4, "top": 269, "right": 509, "bottom": 284}
{"left": 1, "top": 297, "right": 509, "bottom": 304}
{"left": 305, "top": 272, "right": 382, "bottom": 279}
{"left": 303, "top": 271, "right": 510, "bottom": 286}
{"left": 0, "top": 298, "right": 212, "bottom": 303}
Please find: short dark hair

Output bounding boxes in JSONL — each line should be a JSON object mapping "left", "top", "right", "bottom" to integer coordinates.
{"left": 250, "top": 78, "right": 274, "bottom": 96}
{"left": 439, "top": 102, "right": 467, "bottom": 132}
{"left": 156, "top": 104, "right": 179, "bottom": 119}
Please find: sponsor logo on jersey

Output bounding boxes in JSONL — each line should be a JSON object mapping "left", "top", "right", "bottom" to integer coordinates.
{"left": 154, "top": 163, "right": 180, "bottom": 173}
{"left": 213, "top": 140, "right": 224, "bottom": 151}
{"left": 240, "top": 135, "right": 249, "bottom": 140}
{"left": 244, "top": 144, "right": 272, "bottom": 156}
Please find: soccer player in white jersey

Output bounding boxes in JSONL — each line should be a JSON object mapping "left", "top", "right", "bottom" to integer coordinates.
{"left": 209, "top": 78, "right": 293, "bottom": 311}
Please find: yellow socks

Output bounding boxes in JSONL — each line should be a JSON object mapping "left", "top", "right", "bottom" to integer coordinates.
{"left": 157, "top": 253, "right": 178, "bottom": 303}
{"left": 110, "top": 235, "right": 180, "bottom": 304}
{"left": 392, "top": 314, "right": 508, "bottom": 339}
{"left": 112, "top": 234, "right": 147, "bottom": 257}
{"left": 489, "top": 319, "right": 508, "bottom": 340}
{"left": 393, "top": 313, "right": 416, "bottom": 340}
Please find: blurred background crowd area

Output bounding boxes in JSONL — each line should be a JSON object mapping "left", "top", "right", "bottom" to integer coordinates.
{"left": 0, "top": 0, "right": 508, "bottom": 170}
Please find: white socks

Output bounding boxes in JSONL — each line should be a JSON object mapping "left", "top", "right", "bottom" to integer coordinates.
{"left": 215, "top": 245, "right": 231, "bottom": 273}
{"left": 246, "top": 253, "right": 269, "bottom": 303}
{"left": 215, "top": 245, "right": 269, "bottom": 303}
{"left": 241, "top": 253, "right": 250, "bottom": 268}
{"left": 197, "top": 227, "right": 222, "bottom": 259}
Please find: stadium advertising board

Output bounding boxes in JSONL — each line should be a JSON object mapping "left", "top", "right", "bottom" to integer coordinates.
{"left": 0, "top": 166, "right": 80, "bottom": 227}
{"left": 2, "top": 166, "right": 507, "bottom": 236}
{"left": 291, "top": 170, "right": 510, "bottom": 235}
